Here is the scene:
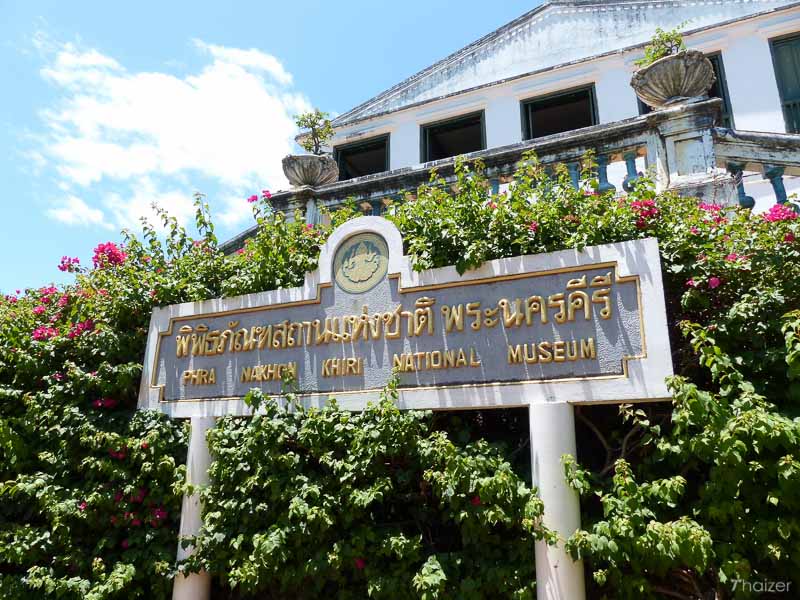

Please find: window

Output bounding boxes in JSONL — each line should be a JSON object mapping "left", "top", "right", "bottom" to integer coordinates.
{"left": 771, "top": 34, "right": 800, "bottom": 133}
{"left": 638, "top": 53, "right": 733, "bottom": 127}
{"left": 521, "top": 86, "right": 597, "bottom": 140}
{"left": 421, "top": 111, "right": 485, "bottom": 162}
{"left": 334, "top": 135, "right": 389, "bottom": 181}
{"left": 706, "top": 53, "right": 734, "bottom": 128}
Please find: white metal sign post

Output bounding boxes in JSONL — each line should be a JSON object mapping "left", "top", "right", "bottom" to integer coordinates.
{"left": 138, "top": 217, "right": 673, "bottom": 600}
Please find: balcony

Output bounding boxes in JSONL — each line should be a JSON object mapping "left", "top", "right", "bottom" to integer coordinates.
{"left": 222, "top": 98, "right": 800, "bottom": 252}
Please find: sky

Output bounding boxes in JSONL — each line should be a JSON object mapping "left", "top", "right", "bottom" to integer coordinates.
{"left": 0, "top": 0, "right": 542, "bottom": 292}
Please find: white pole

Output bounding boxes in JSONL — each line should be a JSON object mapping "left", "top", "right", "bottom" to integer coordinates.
{"left": 172, "top": 416, "right": 215, "bottom": 600}
{"left": 529, "top": 402, "right": 586, "bottom": 600}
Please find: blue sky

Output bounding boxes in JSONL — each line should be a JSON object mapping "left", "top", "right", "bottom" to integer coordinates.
{"left": 0, "top": 0, "right": 542, "bottom": 292}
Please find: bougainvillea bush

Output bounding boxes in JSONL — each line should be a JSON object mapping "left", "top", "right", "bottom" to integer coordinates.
{"left": 0, "top": 158, "right": 798, "bottom": 598}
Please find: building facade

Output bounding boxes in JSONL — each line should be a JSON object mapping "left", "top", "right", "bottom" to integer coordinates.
{"left": 225, "top": 0, "right": 800, "bottom": 249}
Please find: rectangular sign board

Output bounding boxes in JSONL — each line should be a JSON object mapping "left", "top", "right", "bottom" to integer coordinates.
{"left": 138, "top": 217, "right": 673, "bottom": 417}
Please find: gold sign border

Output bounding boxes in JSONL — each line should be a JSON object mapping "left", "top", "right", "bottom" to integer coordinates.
{"left": 150, "top": 261, "right": 645, "bottom": 403}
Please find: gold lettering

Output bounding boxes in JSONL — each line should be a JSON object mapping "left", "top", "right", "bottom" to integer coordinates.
{"left": 566, "top": 340, "right": 579, "bottom": 361}
{"left": 466, "top": 302, "right": 482, "bottom": 331}
{"left": 553, "top": 341, "right": 566, "bottom": 362}
{"left": 441, "top": 304, "right": 465, "bottom": 332}
{"left": 469, "top": 348, "right": 481, "bottom": 367}
{"left": 581, "top": 338, "right": 596, "bottom": 359}
{"left": 508, "top": 344, "right": 523, "bottom": 364}
{"left": 538, "top": 342, "right": 553, "bottom": 363}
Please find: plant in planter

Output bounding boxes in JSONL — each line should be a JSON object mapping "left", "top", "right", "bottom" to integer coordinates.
{"left": 631, "top": 26, "right": 716, "bottom": 109}
{"left": 282, "top": 109, "right": 339, "bottom": 188}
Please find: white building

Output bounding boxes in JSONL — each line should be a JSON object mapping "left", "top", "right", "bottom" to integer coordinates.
{"left": 222, "top": 0, "right": 800, "bottom": 251}
{"left": 324, "top": 0, "right": 800, "bottom": 209}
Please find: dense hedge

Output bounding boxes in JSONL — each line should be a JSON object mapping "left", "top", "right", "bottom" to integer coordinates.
{"left": 0, "top": 157, "right": 798, "bottom": 599}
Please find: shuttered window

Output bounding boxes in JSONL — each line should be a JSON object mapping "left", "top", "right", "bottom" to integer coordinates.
{"left": 771, "top": 34, "right": 800, "bottom": 133}
{"left": 334, "top": 136, "right": 390, "bottom": 181}
{"left": 521, "top": 86, "right": 597, "bottom": 140}
{"left": 420, "top": 112, "right": 485, "bottom": 163}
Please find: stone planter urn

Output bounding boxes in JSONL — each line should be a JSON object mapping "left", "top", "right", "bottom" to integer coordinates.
{"left": 281, "top": 154, "right": 339, "bottom": 188}
{"left": 631, "top": 50, "right": 716, "bottom": 109}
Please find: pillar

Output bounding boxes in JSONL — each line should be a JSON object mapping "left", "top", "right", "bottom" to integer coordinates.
{"left": 764, "top": 165, "right": 788, "bottom": 204}
{"left": 596, "top": 155, "right": 616, "bottom": 195}
{"left": 172, "top": 416, "right": 215, "bottom": 600}
{"left": 529, "top": 402, "right": 586, "bottom": 600}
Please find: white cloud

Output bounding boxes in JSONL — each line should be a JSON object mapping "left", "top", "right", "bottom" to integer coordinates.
{"left": 46, "top": 195, "right": 112, "bottom": 228}
{"left": 36, "top": 34, "right": 310, "bottom": 231}
{"left": 103, "top": 178, "right": 197, "bottom": 231}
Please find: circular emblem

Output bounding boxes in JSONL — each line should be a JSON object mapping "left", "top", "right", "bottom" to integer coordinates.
{"left": 333, "top": 232, "right": 389, "bottom": 294}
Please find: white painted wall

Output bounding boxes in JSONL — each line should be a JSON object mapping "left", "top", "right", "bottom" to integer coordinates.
{"left": 723, "top": 33, "right": 786, "bottom": 132}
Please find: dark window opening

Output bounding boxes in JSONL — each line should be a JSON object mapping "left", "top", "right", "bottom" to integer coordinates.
{"left": 334, "top": 135, "right": 389, "bottom": 181}
{"left": 521, "top": 86, "right": 597, "bottom": 140}
{"left": 421, "top": 111, "right": 485, "bottom": 162}
{"left": 771, "top": 34, "right": 800, "bottom": 133}
{"left": 638, "top": 53, "right": 734, "bottom": 127}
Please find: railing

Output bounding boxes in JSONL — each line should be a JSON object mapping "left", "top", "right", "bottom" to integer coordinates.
{"left": 222, "top": 98, "right": 800, "bottom": 253}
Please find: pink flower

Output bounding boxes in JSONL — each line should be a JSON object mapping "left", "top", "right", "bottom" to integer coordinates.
{"left": 131, "top": 488, "right": 147, "bottom": 503}
{"left": 305, "top": 223, "right": 314, "bottom": 231}
{"left": 690, "top": 227, "right": 700, "bottom": 235}
{"left": 142, "top": 255, "right": 152, "bottom": 263}
{"left": 236, "top": 248, "right": 245, "bottom": 255}
{"left": 686, "top": 279, "right": 697, "bottom": 288}
{"left": 5, "top": 295, "right": 18, "bottom": 304}
{"left": 725, "top": 253, "right": 740, "bottom": 262}
{"left": 487, "top": 201, "right": 497, "bottom": 209}
{"left": 131, "top": 519, "right": 142, "bottom": 527}
{"left": 77, "top": 501, "right": 87, "bottom": 511}
{"left": 92, "top": 399, "right": 103, "bottom": 408}
{"left": 53, "top": 373, "right": 64, "bottom": 381}
{"left": 109, "top": 447, "right": 127, "bottom": 460}
{"left": 261, "top": 189, "right": 272, "bottom": 199}
{"left": 471, "top": 495, "right": 482, "bottom": 506}
{"left": 58, "top": 256, "right": 80, "bottom": 272}
{"left": 120, "top": 539, "right": 129, "bottom": 550}
{"left": 140, "top": 441, "right": 149, "bottom": 450}
{"left": 114, "top": 491, "right": 124, "bottom": 503}
{"left": 92, "top": 242, "right": 127, "bottom": 269}
{"left": 31, "top": 326, "right": 58, "bottom": 341}
{"left": 247, "top": 194, "right": 258, "bottom": 203}
{"left": 57, "top": 295, "right": 70, "bottom": 308}
{"left": 528, "top": 221, "right": 539, "bottom": 233}
{"left": 785, "top": 232, "right": 796, "bottom": 243}
{"left": 152, "top": 506, "right": 168, "bottom": 521}
{"left": 354, "top": 557, "right": 366, "bottom": 570}
{"left": 630, "top": 198, "right": 659, "bottom": 228}
{"left": 33, "top": 305, "right": 46, "bottom": 315}
{"left": 708, "top": 277, "right": 722, "bottom": 289}
{"left": 67, "top": 319, "right": 95, "bottom": 339}
{"left": 763, "top": 203, "right": 798, "bottom": 223}
{"left": 698, "top": 202, "right": 722, "bottom": 213}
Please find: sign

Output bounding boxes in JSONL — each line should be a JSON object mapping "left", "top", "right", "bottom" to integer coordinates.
{"left": 138, "top": 217, "right": 673, "bottom": 417}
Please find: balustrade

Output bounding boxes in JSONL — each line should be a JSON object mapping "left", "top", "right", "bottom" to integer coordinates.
{"left": 221, "top": 99, "right": 800, "bottom": 253}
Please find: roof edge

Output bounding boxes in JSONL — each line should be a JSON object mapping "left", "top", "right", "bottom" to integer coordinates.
{"left": 330, "top": 0, "right": 800, "bottom": 130}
